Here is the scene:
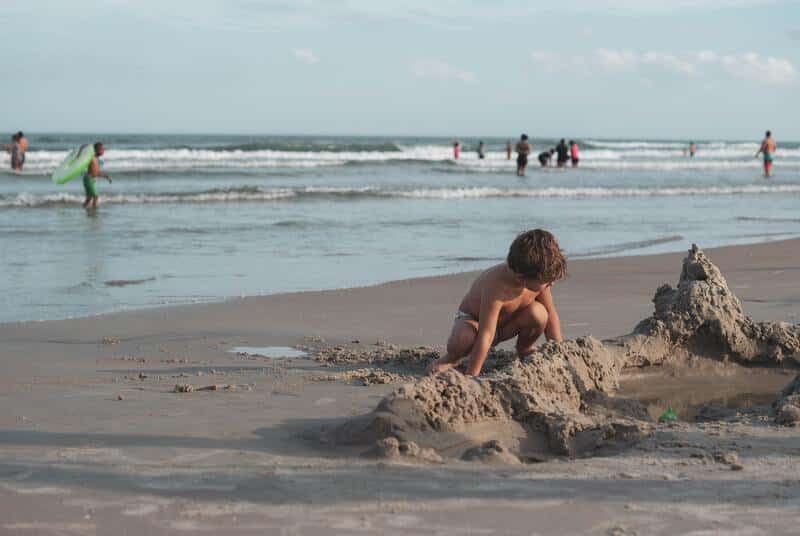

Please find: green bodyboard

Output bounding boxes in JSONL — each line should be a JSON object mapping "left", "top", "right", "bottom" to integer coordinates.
{"left": 51, "top": 144, "right": 95, "bottom": 185}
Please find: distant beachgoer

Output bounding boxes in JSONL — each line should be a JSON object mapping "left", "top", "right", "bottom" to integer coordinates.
{"left": 453, "top": 140, "right": 461, "bottom": 160}
{"left": 555, "top": 139, "right": 569, "bottom": 168}
{"left": 570, "top": 140, "right": 580, "bottom": 167}
{"left": 689, "top": 141, "right": 697, "bottom": 157}
{"left": 478, "top": 141, "right": 486, "bottom": 160}
{"left": 538, "top": 149, "right": 554, "bottom": 167}
{"left": 505, "top": 140, "right": 513, "bottom": 160}
{"left": 83, "top": 142, "right": 113, "bottom": 209}
{"left": 515, "top": 134, "right": 532, "bottom": 176}
{"left": 755, "top": 130, "right": 777, "bottom": 178}
{"left": 6, "top": 134, "right": 22, "bottom": 171}
{"left": 14, "top": 131, "right": 28, "bottom": 170}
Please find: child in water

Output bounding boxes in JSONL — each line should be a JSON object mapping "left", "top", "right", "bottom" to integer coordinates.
{"left": 83, "top": 142, "right": 113, "bottom": 209}
{"left": 427, "top": 229, "right": 566, "bottom": 376}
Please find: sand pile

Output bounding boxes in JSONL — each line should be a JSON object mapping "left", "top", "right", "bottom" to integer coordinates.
{"left": 629, "top": 244, "right": 799, "bottom": 365}
{"left": 328, "top": 245, "right": 800, "bottom": 462}
{"left": 774, "top": 375, "right": 800, "bottom": 426}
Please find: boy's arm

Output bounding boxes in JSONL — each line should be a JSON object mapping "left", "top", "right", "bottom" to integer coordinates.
{"left": 535, "top": 285, "right": 563, "bottom": 342}
{"left": 464, "top": 293, "right": 502, "bottom": 376}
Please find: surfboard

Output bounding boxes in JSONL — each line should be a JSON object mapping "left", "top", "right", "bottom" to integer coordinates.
{"left": 51, "top": 144, "right": 95, "bottom": 185}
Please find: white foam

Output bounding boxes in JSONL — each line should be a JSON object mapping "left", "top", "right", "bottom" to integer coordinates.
{"left": 4, "top": 184, "right": 800, "bottom": 207}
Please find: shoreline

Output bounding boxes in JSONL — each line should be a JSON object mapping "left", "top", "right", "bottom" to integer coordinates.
{"left": 4, "top": 235, "right": 799, "bottom": 329}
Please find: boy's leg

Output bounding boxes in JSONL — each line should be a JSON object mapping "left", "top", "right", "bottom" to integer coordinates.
{"left": 92, "top": 196, "right": 100, "bottom": 208}
{"left": 426, "top": 318, "right": 478, "bottom": 374}
{"left": 494, "top": 301, "right": 549, "bottom": 357}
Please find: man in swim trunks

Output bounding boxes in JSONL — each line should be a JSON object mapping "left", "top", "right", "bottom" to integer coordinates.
{"left": 755, "top": 130, "right": 777, "bottom": 178}
{"left": 83, "top": 142, "right": 112, "bottom": 209}
{"left": 515, "top": 134, "right": 532, "bottom": 176}
{"left": 555, "top": 139, "right": 569, "bottom": 168}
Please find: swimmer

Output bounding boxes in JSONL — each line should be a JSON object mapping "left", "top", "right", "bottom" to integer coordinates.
{"left": 515, "top": 134, "right": 532, "bottom": 176}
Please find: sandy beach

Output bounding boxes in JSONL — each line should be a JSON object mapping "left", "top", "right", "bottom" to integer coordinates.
{"left": 1, "top": 238, "right": 799, "bottom": 535}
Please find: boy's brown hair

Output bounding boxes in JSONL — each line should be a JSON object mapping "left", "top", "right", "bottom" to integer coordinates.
{"left": 506, "top": 229, "right": 567, "bottom": 283}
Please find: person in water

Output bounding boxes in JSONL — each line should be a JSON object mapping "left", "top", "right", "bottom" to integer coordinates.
{"left": 515, "top": 134, "right": 532, "bottom": 176}
{"left": 570, "top": 140, "right": 580, "bottom": 167}
{"left": 505, "top": 140, "right": 512, "bottom": 160}
{"left": 555, "top": 139, "right": 569, "bottom": 167}
{"left": 538, "top": 148, "right": 554, "bottom": 167}
{"left": 6, "top": 134, "right": 22, "bottom": 171}
{"left": 426, "top": 229, "right": 565, "bottom": 377}
{"left": 453, "top": 140, "right": 461, "bottom": 160}
{"left": 689, "top": 141, "right": 697, "bottom": 157}
{"left": 756, "top": 130, "right": 777, "bottom": 179}
{"left": 83, "top": 142, "right": 113, "bottom": 209}
{"left": 10, "top": 131, "right": 28, "bottom": 170}
{"left": 477, "top": 141, "right": 485, "bottom": 160}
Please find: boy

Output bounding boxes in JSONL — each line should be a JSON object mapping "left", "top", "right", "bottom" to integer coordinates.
{"left": 83, "top": 142, "right": 112, "bottom": 209}
{"left": 427, "top": 229, "right": 566, "bottom": 376}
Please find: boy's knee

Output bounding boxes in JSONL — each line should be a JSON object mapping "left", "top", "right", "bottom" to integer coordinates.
{"left": 528, "top": 301, "right": 548, "bottom": 329}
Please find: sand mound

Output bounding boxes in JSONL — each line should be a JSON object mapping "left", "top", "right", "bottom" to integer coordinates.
{"left": 774, "top": 375, "right": 800, "bottom": 426}
{"left": 633, "top": 244, "right": 799, "bottom": 365}
{"left": 328, "top": 245, "right": 799, "bottom": 462}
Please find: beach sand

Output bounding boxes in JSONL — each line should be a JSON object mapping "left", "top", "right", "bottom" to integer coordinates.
{"left": 1, "top": 239, "right": 799, "bottom": 535}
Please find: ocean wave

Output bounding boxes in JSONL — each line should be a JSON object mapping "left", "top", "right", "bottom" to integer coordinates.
{"left": 4, "top": 184, "right": 800, "bottom": 207}
{"left": 2, "top": 142, "right": 800, "bottom": 175}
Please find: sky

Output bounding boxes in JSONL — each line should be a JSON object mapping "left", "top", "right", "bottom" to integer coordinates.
{"left": 2, "top": 0, "right": 799, "bottom": 139}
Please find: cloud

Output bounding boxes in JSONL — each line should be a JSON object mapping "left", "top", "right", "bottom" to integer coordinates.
{"left": 721, "top": 53, "right": 796, "bottom": 84}
{"left": 594, "top": 49, "right": 637, "bottom": 70}
{"left": 292, "top": 48, "right": 320, "bottom": 64}
{"left": 530, "top": 48, "right": 797, "bottom": 84}
{"left": 787, "top": 29, "right": 800, "bottom": 41}
{"left": 411, "top": 60, "right": 475, "bottom": 82}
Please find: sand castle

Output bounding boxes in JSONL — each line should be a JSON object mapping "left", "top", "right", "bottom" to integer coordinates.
{"left": 328, "top": 245, "right": 800, "bottom": 462}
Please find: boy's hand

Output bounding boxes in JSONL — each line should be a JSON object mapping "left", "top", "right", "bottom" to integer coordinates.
{"left": 106, "top": 175, "right": 113, "bottom": 183}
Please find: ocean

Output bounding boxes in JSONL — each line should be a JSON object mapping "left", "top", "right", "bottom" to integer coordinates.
{"left": 1, "top": 134, "right": 798, "bottom": 323}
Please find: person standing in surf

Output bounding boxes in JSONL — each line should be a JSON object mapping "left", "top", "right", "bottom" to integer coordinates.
{"left": 15, "top": 131, "right": 29, "bottom": 170}
{"left": 555, "top": 139, "right": 569, "bottom": 168}
{"left": 755, "top": 130, "right": 777, "bottom": 178}
{"left": 515, "top": 134, "right": 532, "bottom": 176}
{"left": 505, "top": 140, "right": 513, "bottom": 160}
{"left": 453, "top": 140, "right": 461, "bottom": 160}
{"left": 83, "top": 142, "right": 113, "bottom": 209}
{"left": 569, "top": 140, "right": 580, "bottom": 167}
{"left": 5, "top": 134, "right": 22, "bottom": 171}
{"left": 477, "top": 141, "right": 486, "bottom": 160}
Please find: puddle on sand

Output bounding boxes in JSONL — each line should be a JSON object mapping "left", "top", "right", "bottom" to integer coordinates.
{"left": 229, "top": 346, "right": 308, "bottom": 359}
{"left": 618, "top": 365, "right": 796, "bottom": 421}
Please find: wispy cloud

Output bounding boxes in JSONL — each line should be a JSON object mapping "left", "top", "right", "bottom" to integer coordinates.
{"left": 721, "top": 53, "right": 796, "bottom": 84}
{"left": 292, "top": 48, "right": 320, "bottom": 64}
{"left": 531, "top": 48, "right": 797, "bottom": 85}
{"left": 411, "top": 59, "right": 475, "bottom": 82}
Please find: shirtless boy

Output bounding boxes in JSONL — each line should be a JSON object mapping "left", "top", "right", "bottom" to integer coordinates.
{"left": 83, "top": 142, "right": 113, "bottom": 209}
{"left": 427, "top": 229, "right": 566, "bottom": 376}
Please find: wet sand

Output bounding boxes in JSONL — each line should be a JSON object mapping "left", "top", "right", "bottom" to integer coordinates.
{"left": 1, "top": 239, "right": 800, "bottom": 534}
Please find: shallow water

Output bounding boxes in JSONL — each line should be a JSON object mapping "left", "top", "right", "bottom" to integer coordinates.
{"left": 619, "top": 365, "right": 796, "bottom": 421}
{"left": 2, "top": 134, "right": 799, "bottom": 322}
{"left": 229, "top": 346, "right": 308, "bottom": 359}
